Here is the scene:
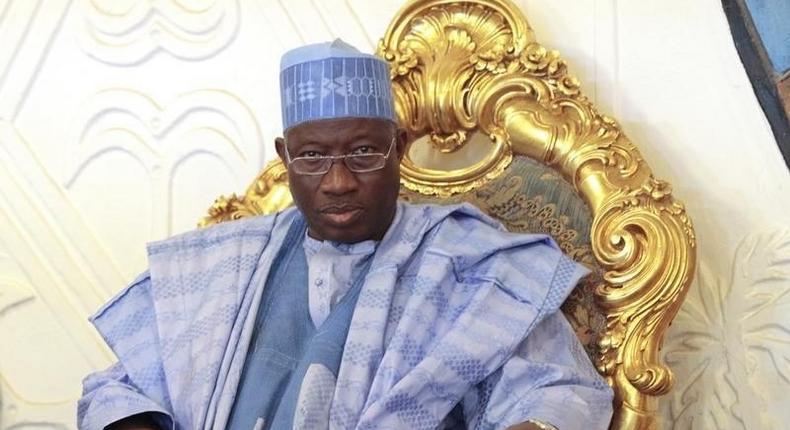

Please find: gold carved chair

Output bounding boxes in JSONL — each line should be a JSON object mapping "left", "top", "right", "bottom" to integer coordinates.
{"left": 201, "top": 0, "right": 697, "bottom": 428}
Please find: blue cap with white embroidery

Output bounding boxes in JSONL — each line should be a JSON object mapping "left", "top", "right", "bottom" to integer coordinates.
{"left": 279, "top": 39, "right": 396, "bottom": 131}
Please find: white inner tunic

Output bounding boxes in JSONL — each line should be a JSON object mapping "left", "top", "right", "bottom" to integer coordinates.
{"left": 303, "top": 233, "right": 377, "bottom": 327}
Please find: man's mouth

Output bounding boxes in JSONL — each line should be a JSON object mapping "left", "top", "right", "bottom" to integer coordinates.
{"left": 319, "top": 205, "right": 363, "bottom": 226}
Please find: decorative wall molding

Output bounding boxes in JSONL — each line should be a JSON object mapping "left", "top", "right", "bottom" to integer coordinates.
{"left": 0, "top": 120, "right": 123, "bottom": 302}
{"left": 662, "top": 230, "right": 790, "bottom": 429}
{"left": 0, "top": 252, "right": 85, "bottom": 430}
{"left": 0, "top": 374, "right": 71, "bottom": 430}
{"left": 0, "top": 0, "right": 70, "bottom": 121}
{"left": 65, "top": 88, "right": 265, "bottom": 238}
{"left": 0, "top": 278, "right": 35, "bottom": 318}
{"left": 77, "top": 0, "right": 241, "bottom": 65}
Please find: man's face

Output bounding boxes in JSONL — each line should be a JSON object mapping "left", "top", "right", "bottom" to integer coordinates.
{"left": 275, "top": 117, "right": 407, "bottom": 243}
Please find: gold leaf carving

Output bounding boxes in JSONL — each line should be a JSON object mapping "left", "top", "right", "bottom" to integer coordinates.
{"left": 379, "top": 1, "right": 697, "bottom": 428}
{"left": 199, "top": 159, "right": 292, "bottom": 226}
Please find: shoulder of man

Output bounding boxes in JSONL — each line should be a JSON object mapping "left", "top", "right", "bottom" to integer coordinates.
{"left": 145, "top": 207, "right": 299, "bottom": 256}
{"left": 410, "top": 201, "right": 562, "bottom": 270}
{"left": 405, "top": 202, "right": 587, "bottom": 313}
{"left": 92, "top": 207, "right": 300, "bottom": 320}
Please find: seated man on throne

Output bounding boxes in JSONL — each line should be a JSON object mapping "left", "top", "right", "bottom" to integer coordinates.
{"left": 77, "top": 40, "right": 613, "bottom": 430}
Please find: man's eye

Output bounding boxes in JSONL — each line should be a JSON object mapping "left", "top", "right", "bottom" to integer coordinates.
{"left": 351, "top": 146, "right": 374, "bottom": 155}
{"left": 300, "top": 151, "right": 322, "bottom": 158}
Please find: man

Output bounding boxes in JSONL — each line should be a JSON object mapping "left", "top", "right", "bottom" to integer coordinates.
{"left": 78, "top": 40, "right": 613, "bottom": 430}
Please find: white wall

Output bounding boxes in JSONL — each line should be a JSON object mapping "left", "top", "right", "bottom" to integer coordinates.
{"left": 0, "top": 0, "right": 788, "bottom": 428}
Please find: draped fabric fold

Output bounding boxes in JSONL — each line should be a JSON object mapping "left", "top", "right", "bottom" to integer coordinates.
{"left": 80, "top": 203, "right": 610, "bottom": 430}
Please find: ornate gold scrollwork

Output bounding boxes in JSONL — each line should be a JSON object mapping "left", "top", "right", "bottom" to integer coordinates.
{"left": 199, "top": 160, "right": 292, "bottom": 227}
{"left": 202, "top": 0, "right": 696, "bottom": 428}
{"left": 377, "top": 1, "right": 697, "bottom": 427}
{"left": 378, "top": 1, "right": 528, "bottom": 196}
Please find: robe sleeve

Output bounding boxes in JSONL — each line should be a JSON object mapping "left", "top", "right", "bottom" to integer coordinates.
{"left": 460, "top": 311, "right": 614, "bottom": 430}
{"left": 77, "top": 272, "right": 175, "bottom": 430}
{"left": 77, "top": 362, "right": 174, "bottom": 430}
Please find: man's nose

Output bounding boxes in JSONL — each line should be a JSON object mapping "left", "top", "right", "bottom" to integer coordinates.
{"left": 319, "top": 160, "right": 358, "bottom": 195}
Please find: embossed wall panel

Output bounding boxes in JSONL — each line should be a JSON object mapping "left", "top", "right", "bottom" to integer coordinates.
{"left": 662, "top": 230, "right": 790, "bottom": 429}
{"left": 1, "top": 0, "right": 789, "bottom": 428}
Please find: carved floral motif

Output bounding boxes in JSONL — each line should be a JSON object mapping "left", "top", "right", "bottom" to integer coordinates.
{"left": 662, "top": 231, "right": 790, "bottom": 429}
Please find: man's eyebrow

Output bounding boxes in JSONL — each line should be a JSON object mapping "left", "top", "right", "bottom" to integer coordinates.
{"left": 347, "top": 131, "right": 393, "bottom": 143}
{"left": 287, "top": 138, "right": 327, "bottom": 148}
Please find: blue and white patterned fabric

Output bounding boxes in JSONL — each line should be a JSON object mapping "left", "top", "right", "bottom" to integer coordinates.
{"left": 279, "top": 39, "right": 396, "bottom": 131}
{"left": 304, "top": 227, "right": 378, "bottom": 327}
{"left": 226, "top": 216, "right": 372, "bottom": 430}
{"left": 77, "top": 202, "right": 614, "bottom": 430}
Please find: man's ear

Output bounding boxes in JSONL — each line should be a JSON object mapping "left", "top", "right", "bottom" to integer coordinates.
{"left": 395, "top": 127, "right": 408, "bottom": 162}
{"left": 275, "top": 137, "right": 287, "bottom": 165}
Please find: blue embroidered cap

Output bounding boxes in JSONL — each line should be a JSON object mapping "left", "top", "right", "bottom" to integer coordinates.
{"left": 279, "top": 39, "right": 396, "bottom": 131}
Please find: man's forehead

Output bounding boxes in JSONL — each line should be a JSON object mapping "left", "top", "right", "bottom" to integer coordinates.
{"left": 286, "top": 118, "right": 393, "bottom": 144}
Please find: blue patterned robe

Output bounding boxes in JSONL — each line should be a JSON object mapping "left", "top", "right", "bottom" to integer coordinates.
{"left": 77, "top": 202, "right": 613, "bottom": 430}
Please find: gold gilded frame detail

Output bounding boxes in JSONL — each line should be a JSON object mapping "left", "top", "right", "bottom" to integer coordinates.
{"left": 201, "top": 160, "right": 292, "bottom": 226}
{"left": 201, "top": 1, "right": 696, "bottom": 428}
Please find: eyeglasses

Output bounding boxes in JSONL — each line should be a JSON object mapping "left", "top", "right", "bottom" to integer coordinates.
{"left": 284, "top": 138, "right": 396, "bottom": 176}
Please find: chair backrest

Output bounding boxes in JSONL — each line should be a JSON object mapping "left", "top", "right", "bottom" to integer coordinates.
{"left": 201, "top": 1, "right": 697, "bottom": 428}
